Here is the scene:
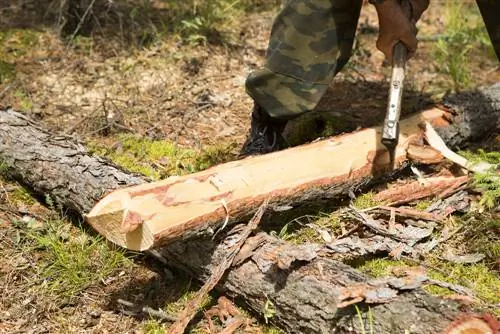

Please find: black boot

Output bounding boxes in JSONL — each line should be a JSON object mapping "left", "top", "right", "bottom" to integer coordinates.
{"left": 239, "top": 104, "right": 288, "bottom": 157}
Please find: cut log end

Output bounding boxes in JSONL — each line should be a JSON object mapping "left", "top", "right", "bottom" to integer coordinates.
{"left": 86, "top": 190, "right": 155, "bottom": 251}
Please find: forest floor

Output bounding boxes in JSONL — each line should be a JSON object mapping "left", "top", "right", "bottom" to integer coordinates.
{"left": 0, "top": 0, "right": 499, "bottom": 333}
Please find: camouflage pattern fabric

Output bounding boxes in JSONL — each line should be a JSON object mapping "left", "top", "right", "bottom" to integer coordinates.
{"left": 246, "top": 0, "right": 363, "bottom": 119}
{"left": 476, "top": 0, "right": 500, "bottom": 61}
{"left": 246, "top": 0, "right": 499, "bottom": 120}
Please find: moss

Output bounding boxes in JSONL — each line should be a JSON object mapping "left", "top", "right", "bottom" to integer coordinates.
{"left": 426, "top": 261, "right": 500, "bottom": 306}
{"left": 264, "top": 327, "right": 285, "bottom": 334}
{"left": 164, "top": 288, "right": 213, "bottom": 315}
{"left": 353, "top": 192, "right": 379, "bottom": 210}
{"left": 273, "top": 212, "right": 342, "bottom": 245}
{"left": 0, "top": 29, "right": 39, "bottom": 58}
{"left": 359, "top": 258, "right": 499, "bottom": 313}
{"left": 358, "top": 259, "right": 411, "bottom": 278}
{"left": 9, "top": 186, "right": 37, "bottom": 205}
{"left": 13, "top": 89, "right": 34, "bottom": 112}
{"left": 88, "top": 135, "right": 236, "bottom": 180}
{"left": 0, "top": 60, "right": 15, "bottom": 83}
{"left": 414, "top": 200, "right": 432, "bottom": 211}
{"left": 142, "top": 319, "right": 165, "bottom": 334}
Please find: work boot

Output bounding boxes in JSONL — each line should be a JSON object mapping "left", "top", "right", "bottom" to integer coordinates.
{"left": 239, "top": 104, "right": 288, "bottom": 157}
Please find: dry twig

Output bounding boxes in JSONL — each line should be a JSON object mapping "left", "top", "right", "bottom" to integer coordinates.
{"left": 166, "top": 200, "right": 269, "bottom": 334}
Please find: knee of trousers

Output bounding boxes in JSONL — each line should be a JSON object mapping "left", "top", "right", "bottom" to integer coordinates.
{"left": 245, "top": 68, "right": 331, "bottom": 120}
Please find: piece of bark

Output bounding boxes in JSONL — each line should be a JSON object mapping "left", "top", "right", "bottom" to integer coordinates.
{"left": 85, "top": 106, "right": 484, "bottom": 251}
{"left": 373, "top": 175, "right": 469, "bottom": 205}
{"left": 1, "top": 84, "right": 498, "bottom": 334}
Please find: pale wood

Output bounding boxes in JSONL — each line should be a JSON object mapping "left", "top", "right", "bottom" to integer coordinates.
{"left": 86, "top": 108, "right": 451, "bottom": 251}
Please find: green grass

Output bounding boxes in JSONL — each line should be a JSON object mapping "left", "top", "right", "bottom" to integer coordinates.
{"left": 88, "top": 134, "right": 237, "bottom": 180}
{"left": 460, "top": 149, "right": 499, "bottom": 209}
{"left": 433, "top": 1, "right": 494, "bottom": 91}
{"left": 21, "top": 217, "right": 132, "bottom": 300}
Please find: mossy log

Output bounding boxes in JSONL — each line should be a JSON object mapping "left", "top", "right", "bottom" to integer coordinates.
{"left": 0, "top": 83, "right": 499, "bottom": 333}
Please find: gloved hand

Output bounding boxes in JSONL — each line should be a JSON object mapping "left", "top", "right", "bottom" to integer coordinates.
{"left": 374, "top": 0, "right": 429, "bottom": 60}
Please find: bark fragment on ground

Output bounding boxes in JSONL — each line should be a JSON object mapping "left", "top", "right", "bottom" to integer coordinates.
{"left": 1, "top": 83, "right": 498, "bottom": 333}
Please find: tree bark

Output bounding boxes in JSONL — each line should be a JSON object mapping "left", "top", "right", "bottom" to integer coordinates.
{"left": 0, "top": 83, "right": 498, "bottom": 333}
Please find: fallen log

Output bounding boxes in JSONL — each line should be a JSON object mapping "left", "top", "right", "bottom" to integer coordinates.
{"left": 84, "top": 83, "right": 500, "bottom": 251}
{"left": 0, "top": 83, "right": 498, "bottom": 333}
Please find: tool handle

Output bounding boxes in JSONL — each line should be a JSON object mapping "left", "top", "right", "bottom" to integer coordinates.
{"left": 381, "top": 0, "right": 410, "bottom": 147}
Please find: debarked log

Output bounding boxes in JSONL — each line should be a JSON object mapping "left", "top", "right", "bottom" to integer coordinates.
{"left": 84, "top": 83, "right": 499, "bottom": 251}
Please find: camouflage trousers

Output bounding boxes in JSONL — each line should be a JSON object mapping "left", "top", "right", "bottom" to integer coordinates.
{"left": 246, "top": 0, "right": 500, "bottom": 120}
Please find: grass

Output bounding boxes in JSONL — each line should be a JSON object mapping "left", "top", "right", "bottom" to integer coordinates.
{"left": 88, "top": 134, "right": 237, "bottom": 180}
{"left": 460, "top": 149, "right": 500, "bottom": 209}
{"left": 16, "top": 216, "right": 132, "bottom": 302}
{"left": 433, "top": 1, "right": 495, "bottom": 91}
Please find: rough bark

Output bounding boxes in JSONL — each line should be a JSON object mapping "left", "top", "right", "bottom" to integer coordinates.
{"left": 1, "top": 83, "right": 498, "bottom": 333}
{"left": 162, "top": 232, "right": 464, "bottom": 334}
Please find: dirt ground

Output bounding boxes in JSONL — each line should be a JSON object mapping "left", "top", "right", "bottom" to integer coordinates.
{"left": 0, "top": 0, "right": 499, "bottom": 333}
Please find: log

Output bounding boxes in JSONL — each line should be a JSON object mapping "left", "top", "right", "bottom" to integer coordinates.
{"left": 1, "top": 83, "right": 498, "bottom": 333}
{"left": 84, "top": 83, "right": 500, "bottom": 251}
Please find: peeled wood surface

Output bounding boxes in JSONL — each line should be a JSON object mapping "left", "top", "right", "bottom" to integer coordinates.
{"left": 86, "top": 83, "right": 500, "bottom": 251}
{"left": 87, "top": 108, "right": 450, "bottom": 251}
{"left": 1, "top": 84, "right": 498, "bottom": 333}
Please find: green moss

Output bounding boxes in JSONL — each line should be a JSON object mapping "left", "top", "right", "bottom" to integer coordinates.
{"left": 0, "top": 60, "right": 15, "bottom": 83}
{"left": 272, "top": 212, "right": 342, "bottom": 244}
{"left": 414, "top": 200, "right": 432, "bottom": 211}
{"left": 9, "top": 186, "right": 36, "bottom": 205}
{"left": 426, "top": 262, "right": 500, "bottom": 305}
{"left": 164, "top": 289, "right": 213, "bottom": 315}
{"left": 13, "top": 89, "right": 33, "bottom": 112}
{"left": 359, "top": 258, "right": 499, "bottom": 312}
{"left": 0, "top": 29, "right": 39, "bottom": 58}
{"left": 353, "top": 192, "right": 379, "bottom": 210}
{"left": 358, "top": 259, "right": 411, "bottom": 278}
{"left": 88, "top": 135, "right": 236, "bottom": 180}
{"left": 264, "top": 327, "right": 285, "bottom": 334}
{"left": 460, "top": 149, "right": 500, "bottom": 165}
{"left": 142, "top": 319, "right": 166, "bottom": 334}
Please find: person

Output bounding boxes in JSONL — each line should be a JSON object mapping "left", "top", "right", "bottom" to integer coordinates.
{"left": 239, "top": 0, "right": 500, "bottom": 157}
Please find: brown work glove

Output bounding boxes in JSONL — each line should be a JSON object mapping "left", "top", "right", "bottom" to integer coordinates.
{"left": 374, "top": 0, "right": 429, "bottom": 60}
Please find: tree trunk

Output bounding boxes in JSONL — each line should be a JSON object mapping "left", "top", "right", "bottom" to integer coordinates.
{"left": 0, "top": 83, "right": 498, "bottom": 333}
